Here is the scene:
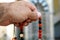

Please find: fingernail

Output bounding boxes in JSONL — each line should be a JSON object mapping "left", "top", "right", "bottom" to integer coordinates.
{"left": 37, "top": 11, "right": 41, "bottom": 18}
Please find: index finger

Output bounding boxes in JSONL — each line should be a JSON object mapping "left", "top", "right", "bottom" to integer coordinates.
{"left": 25, "top": 2, "right": 37, "bottom": 11}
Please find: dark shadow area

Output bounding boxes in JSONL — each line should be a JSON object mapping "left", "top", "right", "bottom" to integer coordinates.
{"left": 54, "top": 21, "right": 60, "bottom": 40}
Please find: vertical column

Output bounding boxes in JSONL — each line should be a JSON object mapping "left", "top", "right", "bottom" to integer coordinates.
{"left": 42, "top": 0, "right": 54, "bottom": 40}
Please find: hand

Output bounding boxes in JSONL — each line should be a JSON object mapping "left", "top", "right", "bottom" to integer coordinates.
{"left": 0, "top": 1, "right": 38, "bottom": 26}
{"left": 12, "top": 37, "right": 17, "bottom": 40}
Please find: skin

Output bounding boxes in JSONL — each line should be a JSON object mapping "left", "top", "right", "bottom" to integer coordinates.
{"left": 12, "top": 37, "right": 17, "bottom": 40}
{"left": 0, "top": 1, "right": 38, "bottom": 26}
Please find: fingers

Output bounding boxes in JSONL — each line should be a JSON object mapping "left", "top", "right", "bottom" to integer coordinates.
{"left": 25, "top": 2, "right": 38, "bottom": 21}
{"left": 26, "top": 19, "right": 31, "bottom": 23}
{"left": 28, "top": 10, "right": 38, "bottom": 21}
{"left": 11, "top": 1, "right": 41, "bottom": 26}
{"left": 14, "top": 19, "right": 32, "bottom": 26}
{"left": 12, "top": 37, "right": 17, "bottom": 40}
{"left": 25, "top": 2, "right": 37, "bottom": 11}
{"left": 21, "top": 19, "right": 31, "bottom": 26}
{"left": 23, "top": 19, "right": 31, "bottom": 26}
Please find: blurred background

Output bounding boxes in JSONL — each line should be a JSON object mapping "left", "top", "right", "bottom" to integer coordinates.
{"left": 0, "top": 0, "right": 60, "bottom": 40}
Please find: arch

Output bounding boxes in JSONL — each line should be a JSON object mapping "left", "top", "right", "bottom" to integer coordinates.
{"left": 31, "top": 0, "right": 49, "bottom": 12}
